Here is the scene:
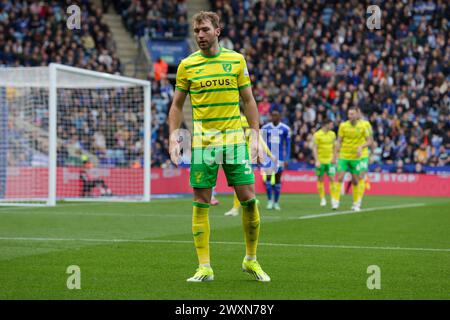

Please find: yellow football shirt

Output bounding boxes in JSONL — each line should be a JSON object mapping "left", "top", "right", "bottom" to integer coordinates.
{"left": 313, "top": 129, "right": 336, "bottom": 164}
{"left": 175, "top": 47, "right": 251, "bottom": 148}
{"left": 359, "top": 119, "right": 373, "bottom": 158}
{"left": 338, "top": 120, "right": 369, "bottom": 160}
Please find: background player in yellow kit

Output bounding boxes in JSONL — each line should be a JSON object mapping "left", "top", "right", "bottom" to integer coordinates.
{"left": 334, "top": 107, "right": 371, "bottom": 211}
{"left": 312, "top": 118, "right": 338, "bottom": 207}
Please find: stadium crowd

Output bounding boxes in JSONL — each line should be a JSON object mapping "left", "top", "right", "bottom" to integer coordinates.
{"left": 0, "top": 0, "right": 121, "bottom": 73}
{"left": 2, "top": 0, "right": 449, "bottom": 171}
{"left": 150, "top": 78, "right": 174, "bottom": 167}
{"left": 111, "top": 0, "right": 187, "bottom": 167}
{"left": 211, "top": 0, "right": 449, "bottom": 168}
{"left": 5, "top": 86, "right": 147, "bottom": 169}
{"left": 56, "top": 87, "right": 147, "bottom": 168}
{"left": 1, "top": 0, "right": 179, "bottom": 168}
{"left": 114, "top": 0, "right": 189, "bottom": 39}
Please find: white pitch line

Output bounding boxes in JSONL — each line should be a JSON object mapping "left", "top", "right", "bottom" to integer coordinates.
{"left": 0, "top": 203, "right": 426, "bottom": 221}
{"left": 0, "top": 236, "right": 448, "bottom": 253}
{"left": 0, "top": 198, "right": 191, "bottom": 211}
{"left": 0, "top": 202, "right": 108, "bottom": 211}
{"left": 0, "top": 211, "right": 273, "bottom": 219}
{"left": 297, "top": 203, "right": 426, "bottom": 220}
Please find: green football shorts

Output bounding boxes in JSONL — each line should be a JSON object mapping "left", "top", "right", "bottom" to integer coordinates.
{"left": 190, "top": 144, "right": 255, "bottom": 188}
{"left": 337, "top": 159, "right": 361, "bottom": 175}
{"left": 315, "top": 163, "right": 336, "bottom": 177}
{"left": 359, "top": 157, "right": 369, "bottom": 173}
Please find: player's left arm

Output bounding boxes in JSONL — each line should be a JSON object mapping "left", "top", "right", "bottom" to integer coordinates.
{"left": 356, "top": 126, "right": 373, "bottom": 157}
{"left": 258, "top": 135, "right": 275, "bottom": 160}
{"left": 240, "top": 86, "right": 263, "bottom": 164}
{"left": 284, "top": 128, "right": 291, "bottom": 168}
{"left": 238, "top": 54, "right": 263, "bottom": 164}
{"left": 238, "top": 55, "right": 258, "bottom": 131}
{"left": 332, "top": 133, "right": 337, "bottom": 164}
{"left": 367, "top": 123, "right": 374, "bottom": 153}
{"left": 240, "top": 86, "right": 259, "bottom": 133}
{"left": 357, "top": 138, "right": 372, "bottom": 158}
{"left": 336, "top": 123, "right": 343, "bottom": 157}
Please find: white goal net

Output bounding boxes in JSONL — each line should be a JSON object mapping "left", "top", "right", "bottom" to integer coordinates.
{"left": 0, "top": 64, "right": 151, "bottom": 206}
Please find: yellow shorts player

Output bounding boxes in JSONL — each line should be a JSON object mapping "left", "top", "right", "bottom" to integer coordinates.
{"left": 168, "top": 11, "right": 270, "bottom": 282}
{"left": 312, "top": 118, "right": 338, "bottom": 207}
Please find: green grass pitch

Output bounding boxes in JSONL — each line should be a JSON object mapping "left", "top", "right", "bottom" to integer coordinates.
{"left": 0, "top": 194, "right": 449, "bottom": 299}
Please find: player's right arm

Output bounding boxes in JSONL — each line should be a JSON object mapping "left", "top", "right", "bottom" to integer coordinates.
{"left": 168, "top": 90, "right": 187, "bottom": 166}
{"left": 335, "top": 123, "right": 344, "bottom": 159}
{"left": 312, "top": 133, "right": 320, "bottom": 167}
{"left": 168, "top": 60, "right": 189, "bottom": 166}
{"left": 332, "top": 133, "right": 337, "bottom": 164}
{"left": 334, "top": 137, "right": 342, "bottom": 164}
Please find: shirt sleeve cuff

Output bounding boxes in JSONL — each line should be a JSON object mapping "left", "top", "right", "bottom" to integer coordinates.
{"left": 176, "top": 86, "right": 189, "bottom": 93}
{"left": 238, "top": 83, "right": 252, "bottom": 90}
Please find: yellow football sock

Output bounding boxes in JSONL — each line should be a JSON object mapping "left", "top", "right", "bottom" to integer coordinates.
{"left": 233, "top": 192, "right": 241, "bottom": 209}
{"left": 241, "top": 198, "right": 260, "bottom": 257}
{"left": 317, "top": 181, "right": 325, "bottom": 200}
{"left": 352, "top": 183, "right": 359, "bottom": 204}
{"left": 365, "top": 175, "right": 371, "bottom": 190}
{"left": 335, "top": 182, "right": 342, "bottom": 201}
{"left": 330, "top": 182, "right": 337, "bottom": 201}
{"left": 192, "top": 201, "right": 210, "bottom": 266}
{"left": 359, "top": 179, "right": 366, "bottom": 202}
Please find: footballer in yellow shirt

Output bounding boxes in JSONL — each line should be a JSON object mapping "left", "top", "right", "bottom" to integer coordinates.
{"left": 168, "top": 11, "right": 269, "bottom": 282}
{"left": 334, "top": 107, "right": 371, "bottom": 211}
{"left": 312, "top": 118, "right": 338, "bottom": 207}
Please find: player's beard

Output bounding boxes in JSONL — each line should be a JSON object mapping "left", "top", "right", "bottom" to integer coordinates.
{"left": 197, "top": 38, "right": 213, "bottom": 51}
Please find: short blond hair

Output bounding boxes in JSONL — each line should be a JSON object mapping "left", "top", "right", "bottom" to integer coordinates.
{"left": 192, "top": 11, "right": 221, "bottom": 29}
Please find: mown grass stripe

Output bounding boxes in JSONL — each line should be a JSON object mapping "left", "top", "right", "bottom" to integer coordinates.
{"left": 0, "top": 237, "right": 450, "bottom": 252}
{"left": 1, "top": 237, "right": 448, "bottom": 253}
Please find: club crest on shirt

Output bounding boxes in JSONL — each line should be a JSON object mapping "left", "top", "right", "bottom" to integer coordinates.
{"left": 222, "top": 63, "right": 232, "bottom": 73}
{"left": 195, "top": 172, "right": 203, "bottom": 183}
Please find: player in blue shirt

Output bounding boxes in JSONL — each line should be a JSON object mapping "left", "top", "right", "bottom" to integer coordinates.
{"left": 260, "top": 108, "right": 291, "bottom": 210}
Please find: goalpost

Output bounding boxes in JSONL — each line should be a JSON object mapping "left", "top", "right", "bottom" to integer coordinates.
{"left": 0, "top": 63, "right": 151, "bottom": 206}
